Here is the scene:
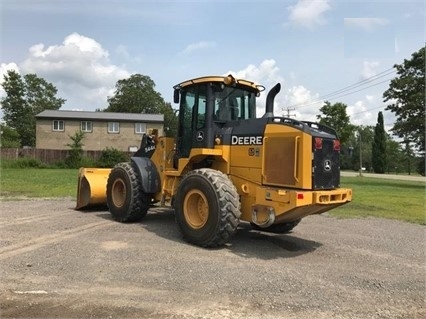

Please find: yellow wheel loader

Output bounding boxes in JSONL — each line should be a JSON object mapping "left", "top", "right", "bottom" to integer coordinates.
{"left": 76, "top": 75, "right": 352, "bottom": 247}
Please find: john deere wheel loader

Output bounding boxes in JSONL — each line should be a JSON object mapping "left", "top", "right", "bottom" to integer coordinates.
{"left": 76, "top": 75, "right": 352, "bottom": 247}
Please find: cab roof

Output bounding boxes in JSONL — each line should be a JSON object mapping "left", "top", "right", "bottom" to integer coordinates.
{"left": 173, "top": 75, "right": 264, "bottom": 93}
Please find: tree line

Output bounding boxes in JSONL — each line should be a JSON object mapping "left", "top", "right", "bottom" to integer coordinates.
{"left": 1, "top": 47, "right": 424, "bottom": 175}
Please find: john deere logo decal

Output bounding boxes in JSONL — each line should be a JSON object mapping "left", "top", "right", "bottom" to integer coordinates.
{"left": 196, "top": 131, "right": 204, "bottom": 141}
{"left": 324, "top": 160, "right": 331, "bottom": 172}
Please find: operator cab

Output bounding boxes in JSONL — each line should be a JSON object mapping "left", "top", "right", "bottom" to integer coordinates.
{"left": 173, "top": 75, "right": 264, "bottom": 160}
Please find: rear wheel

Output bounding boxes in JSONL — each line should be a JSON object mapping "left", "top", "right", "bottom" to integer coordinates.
{"left": 106, "top": 162, "right": 150, "bottom": 222}
{"left": 251, "top": 219, "right": 301, "bottom": 234}
{"left": 174, "top": 169, "right": 241, "bottom": 248}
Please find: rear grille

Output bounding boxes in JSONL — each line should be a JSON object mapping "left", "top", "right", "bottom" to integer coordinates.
{"left": 263, "top": 136, "right": 296, "bottom": 186}
{"left": 312, "top": 138, "right": 340, "bottom": 189}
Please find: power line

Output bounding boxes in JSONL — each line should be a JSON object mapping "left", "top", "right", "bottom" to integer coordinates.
{"left": 316, "top": 68, "right": 395, "bottom": 100}
{"left": 286, "top": 67, "right": 396, "bottom": 109}
{"left": 311, "top": 72, "right": 395, "bottom": 103}
{"left": 350, "top": 104, "right": 386, "bottom": 116}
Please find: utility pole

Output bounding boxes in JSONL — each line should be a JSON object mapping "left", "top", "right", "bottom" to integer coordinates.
{"left": 359, "top": 130, "right": 363, "bottom": 177}
{"left": 283, "top": 107, "right": 296, "bottom": 118}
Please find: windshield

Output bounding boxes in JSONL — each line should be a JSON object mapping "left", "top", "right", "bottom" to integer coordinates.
{"left": 214, "top": 86, "right": 257, "bottom": 121}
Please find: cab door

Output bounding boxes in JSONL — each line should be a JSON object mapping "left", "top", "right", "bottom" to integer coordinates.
{"left": 176, "top": 84, "right": 208, "bottom": 158}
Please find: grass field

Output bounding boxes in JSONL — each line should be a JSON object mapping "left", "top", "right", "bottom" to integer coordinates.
{"left": 0, "top": 168, "right": 78, "bottom": 198}
{"left": 331, "top": 176, "right": 425, "bottom": 225}
{"left": 0, "top": 168, "right": 424, "bottom": 225}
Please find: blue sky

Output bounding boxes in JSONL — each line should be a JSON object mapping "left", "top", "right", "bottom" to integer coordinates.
{"left": 0, "top": 0, "right": 424, "bottom": 129}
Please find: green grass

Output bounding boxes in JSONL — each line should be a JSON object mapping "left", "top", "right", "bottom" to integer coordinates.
{"left": 0, "top": 168, "right": 425, "bottom": 225}
{"left": 0, "top": 168, "right": 79, "bottom": 198}
{"left": 330, "top": 176, "right": 425, "bottom": 225}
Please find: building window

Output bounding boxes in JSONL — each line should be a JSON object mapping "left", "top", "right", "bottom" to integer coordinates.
{"left": 135, "top": 123, "right": 146, "bottom": 134}
{"left": 108, "top": 122, "right": 120, "bottom": 133}
{"left": 52, "top": 120, "right": 64, "bottom": 131}
{"left": 81, "top": 121, "right": 92, "bottom": 132}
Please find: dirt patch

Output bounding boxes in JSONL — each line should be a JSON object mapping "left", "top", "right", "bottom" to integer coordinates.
{"left": 0, "top": 199, "right": 424, "bottom": 318}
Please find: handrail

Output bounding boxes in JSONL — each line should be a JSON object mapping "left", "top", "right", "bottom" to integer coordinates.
{"left": 294, "top": 136, "right": 300, "bottom": 183}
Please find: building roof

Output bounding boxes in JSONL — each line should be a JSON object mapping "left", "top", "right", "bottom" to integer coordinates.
{"left": 36, "top": 110, "right": 164, "bottom": 123}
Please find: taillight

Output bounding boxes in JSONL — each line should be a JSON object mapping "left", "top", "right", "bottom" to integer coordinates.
{"left": 333, "top": 139, "right": 341, "bottom": 151}
{"left": 314, "top": 137, "right": 323, "bottom": 150}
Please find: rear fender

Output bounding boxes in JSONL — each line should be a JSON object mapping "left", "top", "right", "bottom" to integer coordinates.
{"left": 131, "top": 157, "right": 161, "bottom": 194}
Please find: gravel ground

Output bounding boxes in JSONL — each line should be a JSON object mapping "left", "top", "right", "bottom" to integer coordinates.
{"left": 0, "top": 198, "right": 424, "bottom": 319}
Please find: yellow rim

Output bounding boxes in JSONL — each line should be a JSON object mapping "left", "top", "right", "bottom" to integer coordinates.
{"left": 111, "top": 178, "right": 126, "bottom": 208}
{"left": 183, "top": 190, "right": 209, "bottom": 229}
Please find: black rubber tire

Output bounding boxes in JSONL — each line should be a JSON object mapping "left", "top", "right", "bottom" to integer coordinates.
{"left": 174, "top": 169, "right": 241, "bottom": 248}
{"left": 106, "top": 162, "right": 150, "bottom": 223}
{"left": 250, "top": 219, "right": 301, "bottom": 234}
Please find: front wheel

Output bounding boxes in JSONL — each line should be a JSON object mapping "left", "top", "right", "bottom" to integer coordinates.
{"left": 106, "top": 162, "right": 150, "bottom": 222}
{"left": 174, "top": 169, "right": 241, "bottom": 248}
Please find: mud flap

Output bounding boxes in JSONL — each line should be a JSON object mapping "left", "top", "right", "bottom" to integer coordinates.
{"left": 76, "top": 168, "right": 111, "bottom": 210}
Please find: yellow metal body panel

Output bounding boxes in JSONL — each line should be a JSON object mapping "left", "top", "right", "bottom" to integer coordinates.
{"left": 262, "top": 124, "right": 312, "bottom": 189}
{"left": 229, "top": 172, "right": 352, "bottom": 223}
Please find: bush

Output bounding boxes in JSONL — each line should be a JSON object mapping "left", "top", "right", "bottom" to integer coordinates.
{"left": 0, "top": 157, "right": 47, "bottom": 168}
{"left": 96, "top": 147, "right": 129, "bottom": 168}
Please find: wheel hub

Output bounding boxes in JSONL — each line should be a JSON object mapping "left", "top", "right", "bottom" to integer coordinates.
{"left": 183, "top": 190, "right": 209, "bottom": 229}
{"left": 111, "top": 178, "right": 126, "bottom": 208}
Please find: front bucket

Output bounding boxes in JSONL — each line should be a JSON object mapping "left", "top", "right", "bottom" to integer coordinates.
{"left": 76, "top": 168, "right": 112, "bottom": 210}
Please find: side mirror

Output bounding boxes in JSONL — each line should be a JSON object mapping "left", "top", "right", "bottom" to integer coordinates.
{"left": 173, "top": 89, "right": 180, "bottom": 104}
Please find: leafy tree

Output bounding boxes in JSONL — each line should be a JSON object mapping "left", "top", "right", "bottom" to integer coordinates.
{"left": 1, "top": 70, "right": 30, "bottom": 146}
{"left": 371, "top": 112, "right": 387, "bottom": 173}
{"left": 106, "top": 74, "right": 164, "bottom": 113}
{"left": 161, "top": 102, "right": 178, "bottom": 137}
{"left": 383, "top": 47, "right": 425, "bottom": 153}
{"left": 105, "top": 74, "right": 178, "bottom": 137}
{"left": 24, "top": 73, "right": 65, "bottom": 114}
{"left": 0, "top": 124, "right": 20, "bottom": 148}
{"left": 65, "top": 131, "right": 85, "bottom": 168}
{"left": 386, "top": 138, "right": 405, "bottom": 173}
{"left": 316, "top": 101, "right": 354, "bottom": 145}
{"left": 1, "top": 70, "right": 65, "bottom": 147}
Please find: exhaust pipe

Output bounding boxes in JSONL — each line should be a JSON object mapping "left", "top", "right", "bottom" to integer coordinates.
{"left": 262, "top": 83, "right": 281, "bottom": 118}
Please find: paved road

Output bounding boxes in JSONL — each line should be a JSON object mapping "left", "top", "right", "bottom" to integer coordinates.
{"left": 341, "top": 171, "right": 426, "bottom": 182}
{"left": 0, "top": 198, "right": 424, "bottom": 319}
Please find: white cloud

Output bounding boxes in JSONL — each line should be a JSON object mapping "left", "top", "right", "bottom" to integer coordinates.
{"left": 347, "top": 100, "right": 372, "bottom": 126}
{"left": 287, "top": 0, "right": 331, "bottom": 28}
{"left": 365, "top": 95, "right": 375, "bottom": 103}
{"left": 204, "top": 58, "right": 392, "bottom": 130}
{"left": 115, "top": 44, "right": 143, "bottom": 64}
{"left": 226, "top": 59, "right": 285, "bottom": 116}
{"left": 284, "top": 86, "right": 321, "bottom": 121}
{"left": 347, "top": 98, "right": 394, "bottom": 131}
{"left": 229, "top": 59, "right": 284, "bottom": 87}
{"left": 17, "top": 33, "right": 130, "bottom": 110}
{"left": 226, "top": 60, "right": 324, "bottom": 120}
{"left": 115, "top": 44, "right": 130, "bottom": 59}
{"left": 361, "top": 61, "right": 380, "bottom": 79}
{"left": 182, "top": 41, "right": 216, "bottom": 54}
{"left": 344, "top": 18, "right": 389, "bottom": 31}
